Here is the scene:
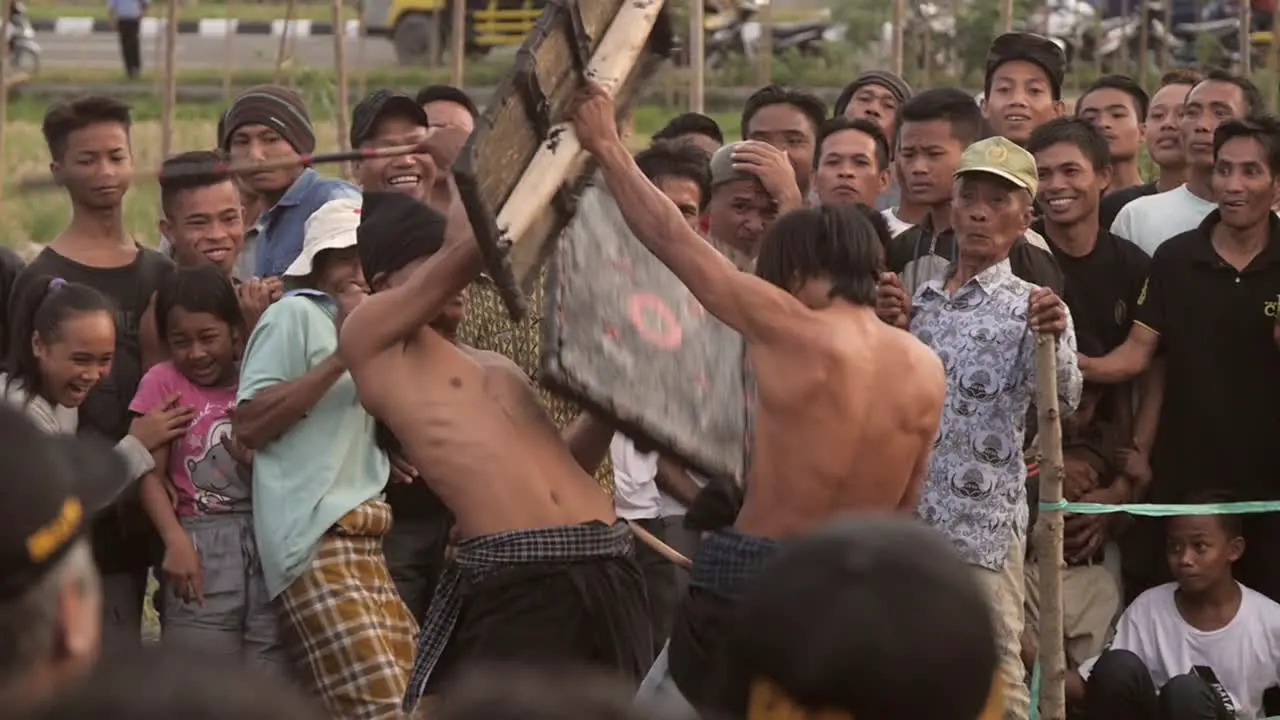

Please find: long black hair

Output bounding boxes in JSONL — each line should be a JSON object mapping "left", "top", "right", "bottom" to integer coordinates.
{"left": 3, "top": 275, "right": 115, "bottom": 403}
{"left": 755, "top": 205, "right": 883, "bottom": 306}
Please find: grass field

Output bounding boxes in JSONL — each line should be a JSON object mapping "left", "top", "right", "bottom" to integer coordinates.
{"left": 0, "top": 107, "right": 741, "bottom": 249}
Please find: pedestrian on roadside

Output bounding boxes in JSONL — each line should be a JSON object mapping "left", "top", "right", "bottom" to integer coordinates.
{"left": 107, "top": 0, "right": 148, "bottom": 80}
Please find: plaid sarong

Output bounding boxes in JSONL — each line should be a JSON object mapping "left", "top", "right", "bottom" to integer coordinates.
{"left": 402, "top": 521, "right": 635, "bottom": 710}
{"left": 278, "top": 501, "right": 418, "bottom": 720}
{"left": 690, "top": 528, "right": 781, "bottom": 598}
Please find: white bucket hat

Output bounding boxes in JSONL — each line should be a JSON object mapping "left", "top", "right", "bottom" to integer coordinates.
{"left": 284, "top": 197, "right": 363, "bottom": 278}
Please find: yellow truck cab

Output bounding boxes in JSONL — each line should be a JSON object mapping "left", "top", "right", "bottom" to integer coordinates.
{"left": 363, "top": 0, "right": 544, "bottom": 65}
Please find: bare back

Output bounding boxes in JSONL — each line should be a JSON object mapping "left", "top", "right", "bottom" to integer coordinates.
{"left": 735, "top": 308, "right": 945, "bottom": 540}
{"left": 348, "top": 325, "right": 614, "bottom": 538}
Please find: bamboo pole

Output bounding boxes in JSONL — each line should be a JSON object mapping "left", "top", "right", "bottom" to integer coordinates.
{"left": 450, "top": 0, "right": 466, "bottom": 88}
{"left": 1270, "top": 9, "right": 1280, "bottom": 113}
{"left": 223, "top": 0, "right": 235, "bottom": 102}
{"left": 357, "top": 0, "right": 369, "bottom": 99}
{"left": 690, "top": 0, "right": 705, "bottom": 113}
{"left": 1120, "top": 0, "right": 1131, "bottom": 75}
{"left": 893, "top": 0, "right": 906, "bottom": 76}
{"left": 1034, "top": 335, "right": 1067, "bottom": 720}
{"left": 161, "top": 0, "right": 179, "bottom": 160}
{"left": 153, "top": 2, "right": 165, "bottom": 92}
{"left": 757, "top": 0, "right": 773, "bottom": 85}
{"left": 274, "top": 0, "right": 297, "bottom": 84}
{"left": 331, "top": 0, "right": 351, "bottom": 178}
{"left": 1239, "top": 0, "right": 1252, "bottom": 75}
{"left": 1161, "top": 0, "right": 1173, "bottom": 73}
{"left": 1139, "top": 0, "right": 1150, "bottom": 89}
{"left": 1002, "top": 0, "right": 1014, "bottom": 32}
{"left": 0, "top": 0, "right": 11, "bottom": 206}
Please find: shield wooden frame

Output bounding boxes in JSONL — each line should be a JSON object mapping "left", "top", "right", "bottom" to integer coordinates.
{"left": 451, "top": 0, "right": 675, "bottom": 322}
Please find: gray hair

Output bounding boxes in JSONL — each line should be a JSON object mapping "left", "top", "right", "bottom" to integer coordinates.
{"left": 0, "top": 539, "right": 98, "bottom": 693}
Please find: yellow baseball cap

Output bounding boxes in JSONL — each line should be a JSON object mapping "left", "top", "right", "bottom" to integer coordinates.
{"left": 955, "top": 136, "right": 1039, "bottom": 197}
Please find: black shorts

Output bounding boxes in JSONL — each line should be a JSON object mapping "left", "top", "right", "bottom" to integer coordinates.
{"left": 427, "top": 555, "right": 652, "bottom": 693}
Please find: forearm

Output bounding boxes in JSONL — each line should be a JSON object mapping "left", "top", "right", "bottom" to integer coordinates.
{"left": 1082, "top": 342, "right": 1152, "bottom": 384}
{"left": 140, "top": 472, "right": 185, "bottom": 547}
{"left": 596, "top": 140, "right": 702, "bottom": 273}
{"left": 234, "top": 354, "right": 345, "bottom": 449}
{"left": 655, "top": 455, "right": 702, "bottom": 507}
{"left": 114, "top": 435, "right": 156, "bottom": 480}
{"left": 1133, "top": 362, "right": 1165, "bottom": 453}
{"left": 562, "top": 412, "right": 615, "bottom": 475}
{"left": 1055, "top": 338, "right": 1084, "bottom": 415}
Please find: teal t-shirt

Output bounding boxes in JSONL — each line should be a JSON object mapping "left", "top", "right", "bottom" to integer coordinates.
{"left": 237, "top": 293, "right": 389, "bottom": 599}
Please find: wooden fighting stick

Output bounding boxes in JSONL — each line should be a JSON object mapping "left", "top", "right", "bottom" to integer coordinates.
{"left": 11, "top": 140, "right": 438, "bottom": 193}
{"left": 628, "top": 520, "right": 692, "bottom": 569}
{"left": 1034, "top": 333, "right": 1067, "bottom": 720}
{"left": 463, "top": 0, "right": 671, "bottom": 321}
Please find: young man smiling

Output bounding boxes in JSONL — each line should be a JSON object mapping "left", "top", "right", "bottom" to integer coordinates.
{"left": 981, "top": 33, "right": 1067, "bottom": 147}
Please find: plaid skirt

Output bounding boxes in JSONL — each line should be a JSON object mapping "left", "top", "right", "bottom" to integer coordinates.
{"left": 278, "top": 500, "right": 418, "bottom": 720}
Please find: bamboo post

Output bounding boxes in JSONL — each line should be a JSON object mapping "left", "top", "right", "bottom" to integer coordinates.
{"left": 153, "top": 2, "right": 165, "bottom": 89}
{"left": 1161, "top": 0, "right": 1173, "bottom": 73}
{"left": 161, "top": 0, "right": 178, "bottom": 160}
{"left": 1139, "top": 0, "right": 1150, "bottom": 89}
{"left": 690, "top": 0, "right": 705, "bottom": 113}
{"left": 331, "top": 0, "right": 351, "bottom": 177}
{"left": 1239, "top": 0, "right": 1252, "bottom": 75}
{"left": 757, "top": 0, "right": 773, "bottom": 86}
{"left": 893, "top": 0, "right": 906, "bottom": 76}
{"left": 223, "top": 0, "right": 235, "bottom": 102}
{"left": 1270, "top": 8, "right": 1280, "bottom": 113}
{"left": 450, "top": 0, "right": 466, "bottom": 88}
{"left": 0, "top": 0, "right": 11, "bottom": 206}
{"left": 357, "top": 0, "right": 369, "bottom": 99}
{"left": 1034, "top": 335, "right": 1068, "bottom": 720}
{"left": 275, "top": 0, "right": 297, "bottom": 83}
{"left": 430, "top": 6, "right": 443, "bottom": 67}
{"left": 1002, "top": 0, "right": 1014, "bottom": 32}
{"left": 1120, "top": 0, "right": 1131, "bottom": 75}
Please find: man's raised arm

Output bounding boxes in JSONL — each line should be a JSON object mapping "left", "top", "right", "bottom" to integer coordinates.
{"left": 571, "top": 84, "right": 811, "bottom": 347}
{"left": 339, "top": 184, "right": 485, "bottom": 366}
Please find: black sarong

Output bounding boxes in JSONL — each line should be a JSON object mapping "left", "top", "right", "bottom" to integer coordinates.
{"left": 403, "top": 521, "right": 651, "bottom": 709}
{"left": 668, "top": 529, "right": 781, "bottom": 715}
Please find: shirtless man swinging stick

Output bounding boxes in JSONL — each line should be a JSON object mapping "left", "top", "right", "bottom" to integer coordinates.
{"left": 570, "top": 83, "right": 949, "bottom": 714}
{"left": 338, "top": 181, "right": 651, "bottom": 712}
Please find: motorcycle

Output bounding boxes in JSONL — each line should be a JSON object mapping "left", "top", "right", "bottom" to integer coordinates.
{"left": 7, "top": 1, "right": 40, "bottom": 75}
{"left": 1025, "top": 0, "right": 1098, "bottom": 63}
{"left": 1171, "top": 0, "right": 1268, "bottom": 69}
{"left": 703, "top": 0, "right": 844, "bottom": 70}
{"left": 1092, "top": 0, "right": 1183, "bottom": 68}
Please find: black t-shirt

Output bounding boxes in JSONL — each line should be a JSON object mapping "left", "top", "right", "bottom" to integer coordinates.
{"left": 1036, "top": 222, "right": 1151, "bottom": 353}
{"left": 10, "top": 246, "right": 174, "bottom": 573}
{"left": 1099, "top": 181, "right": 1159, "bottom": 231}
{"left": 0, "top": 247, "right": 27, "bottom": 360}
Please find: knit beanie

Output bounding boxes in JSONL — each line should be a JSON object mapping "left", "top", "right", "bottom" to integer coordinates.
{"left": 219, "top": 85, "right": 316, "bottom": 155}
{"left": 834, "top": 70, "right": 914, "bottom": 117}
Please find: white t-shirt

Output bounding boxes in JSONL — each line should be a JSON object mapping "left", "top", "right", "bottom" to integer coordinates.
{"left": 1079, "top": 582, "right": 1280, "bottom": 720}
{"left": 610, "top": 434, "right": 660, "bottom": 520}
{"left": 1111, "top": 184, "right": 1216, "bottom": 257}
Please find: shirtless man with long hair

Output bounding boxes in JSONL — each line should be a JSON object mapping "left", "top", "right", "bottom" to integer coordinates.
{"left": 570, "top": 83, "right": 948, "bottom": 715}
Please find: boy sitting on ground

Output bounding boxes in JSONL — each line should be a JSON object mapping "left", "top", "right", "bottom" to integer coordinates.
{"left": 1069, "top": 493, "right": 1280, "bottom": 720}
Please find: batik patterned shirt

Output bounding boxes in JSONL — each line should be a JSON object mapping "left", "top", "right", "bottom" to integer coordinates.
{"left": 910, "top": 259, "right": 1082, "bottom": 570}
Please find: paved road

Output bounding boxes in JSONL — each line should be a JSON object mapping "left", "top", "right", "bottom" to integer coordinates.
{"left": 39, "top": 31, "right": 403, "bottom": 71}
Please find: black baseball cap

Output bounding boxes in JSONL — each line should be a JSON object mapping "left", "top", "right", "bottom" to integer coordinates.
{"left": 350, "top": 89, "right": 430, "bottom": 150}
{"left": 986, "top": 32, "right": 1067, "bottom": 99}
{"left": 0, "top": 405, "right": 129, "bottom": 601}
{"left": 726, "top": 517, "right": 998, "bottom": 718}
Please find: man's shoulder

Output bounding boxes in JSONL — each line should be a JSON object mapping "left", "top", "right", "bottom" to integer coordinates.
{"left": 260, "top": 292, "right": 335, "bottom": 327}
{"left": 1149, "top": 227, "right": 1202, "bottom": 264}
{"left": 310, "top": 176, "right": 361, "bottom": 204}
